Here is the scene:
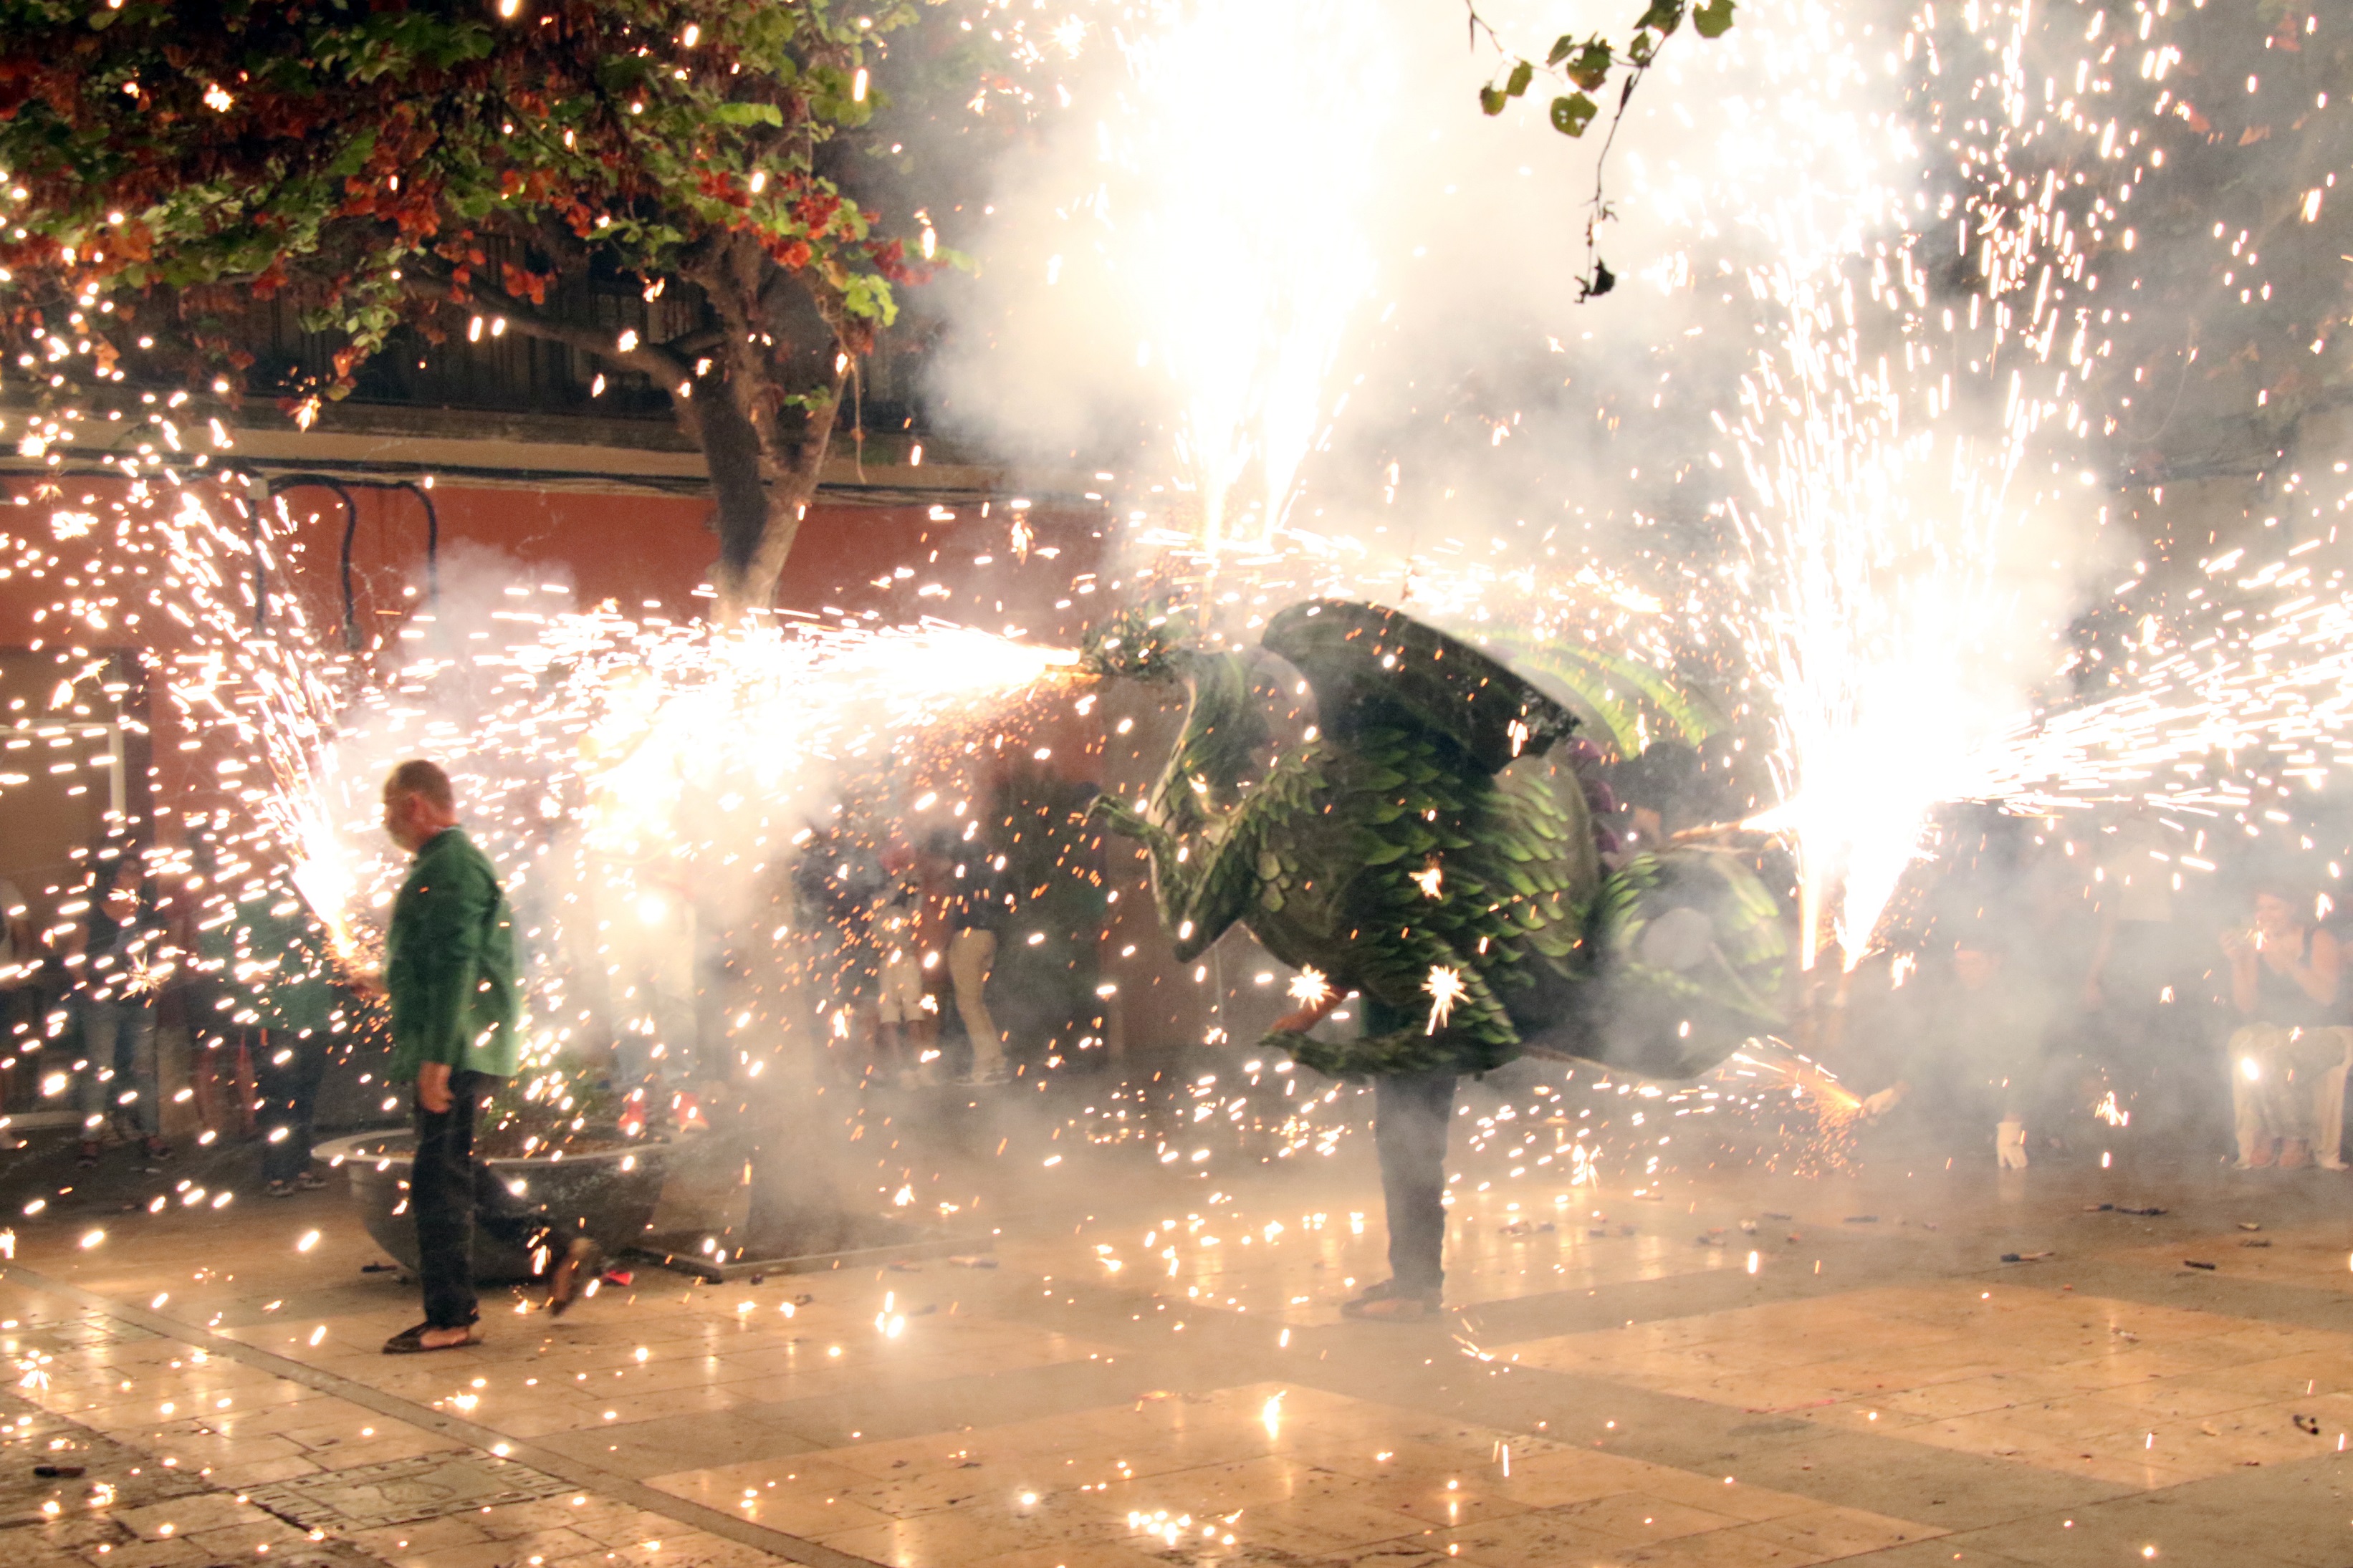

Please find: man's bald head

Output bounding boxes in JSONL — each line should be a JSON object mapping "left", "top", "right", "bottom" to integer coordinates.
{"left": 383, "top": 760, "right": 459, "bottom": 852}
{"left": 386, "top": 759, "right": 453, "bottom": 809}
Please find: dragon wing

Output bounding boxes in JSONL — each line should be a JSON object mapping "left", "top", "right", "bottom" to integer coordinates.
{"left": 1260, "top": 599, "right": 1578, "bottom": 775}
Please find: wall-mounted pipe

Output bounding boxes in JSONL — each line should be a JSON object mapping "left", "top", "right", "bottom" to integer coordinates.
{"left": 263, "top": 474, "right": 440, "bottom": 650}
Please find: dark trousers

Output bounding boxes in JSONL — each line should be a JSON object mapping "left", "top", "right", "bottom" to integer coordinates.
{"left": 1374, "top": 1070, "right": 1458, "bottom": 1299}
{"left": 257, "top": 1031, "right": 329, "bottom": 1185}
{"left": 411, "top": 1069, "right": 537, "bottom": 1329}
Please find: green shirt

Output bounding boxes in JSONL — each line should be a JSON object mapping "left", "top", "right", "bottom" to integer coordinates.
{"left": 197, "top": 885, "right": 339, "bottom": 1036}
{"left": 385, "top": 827, "right": 520, "bottom": 1082}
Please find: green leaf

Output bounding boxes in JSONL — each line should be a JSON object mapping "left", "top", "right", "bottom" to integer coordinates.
{"left": 706, "top": 101, "right": 785, "bottom": 127}
{"left": 1545, "top": 33, "right": 1578, "bottom": 67}
{"left": 1563, "top": 41, "right": 1614, "bottom": 91}
{"left": 323, "top": 128, "right": 380, "bottom": 181}
{"left": 1550, "top": 92, "right": 1598, "bottom": 136}
{"left": 1692, "top": 0, "right": 1736, "bottom": 37}
{"left": 1637, "top": 0, "right": 1685, "bottom": 35}
{"left": 1479, "top": 85, "right": 1508, "bottom": 115}
{"left": 1505, "top": 59, "right": 1534, "bottom": 98}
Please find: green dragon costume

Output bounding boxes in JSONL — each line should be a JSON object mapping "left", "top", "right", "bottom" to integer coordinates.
{"left": 1086, "top": 598, "right": 1788, "bottom": 1082}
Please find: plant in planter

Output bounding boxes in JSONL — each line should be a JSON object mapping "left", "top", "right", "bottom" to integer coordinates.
{"left": 478, "top": 1053, "right": 630, "bottom": 1160}
{"left": 319, "top": 1050, "right": 669, "bottom": 1281}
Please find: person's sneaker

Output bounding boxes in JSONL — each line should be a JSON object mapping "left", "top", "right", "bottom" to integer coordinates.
{"left": 294, "top": 1171, "right": 330, "bottom": 1191}
{"left": 75, "top": 1141, "right": 100, "bottom": 1168}
{"left": 265, "top": 1180, "right": 296, "bottom": 1198}
{"left": 141, "top": 1137, "right": 170, "bottom": 1160}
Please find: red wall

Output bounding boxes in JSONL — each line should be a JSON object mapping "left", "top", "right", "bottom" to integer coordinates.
{"left": 1, "top": 473, "right": 1112, "bottom": 819}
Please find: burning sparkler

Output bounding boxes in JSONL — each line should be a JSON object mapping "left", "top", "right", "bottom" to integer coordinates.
{"left": 1424, "top": 964, "right": 1467, "bottom": 1035}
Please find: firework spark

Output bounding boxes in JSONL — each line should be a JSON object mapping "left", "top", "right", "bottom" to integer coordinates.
{"left": 1424, "top": 964, "right": 1467, "bottom": 1035}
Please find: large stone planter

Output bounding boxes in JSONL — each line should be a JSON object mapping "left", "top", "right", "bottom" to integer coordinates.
{"left": 314, "top": 1130, "right": 671, "bottom": 1281}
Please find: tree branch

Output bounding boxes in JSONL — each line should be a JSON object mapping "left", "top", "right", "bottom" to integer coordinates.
{"left": 403, "top": 262, "right": 691, "bottom": 383}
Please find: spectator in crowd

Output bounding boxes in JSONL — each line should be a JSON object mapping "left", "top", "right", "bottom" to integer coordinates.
{"left": 1857, "top": 928, "right": 2055, "bottom": 1167}
{"left": 203, "top": 875, "right": 343, "bottom": 1196}
{"left": 929, "top": 829, "right": 1012, "bottom": 1086}
{"left": 2222, "top": 880, "right": 2349, "bottom": 1171}
{"left": 68, "top": 842, "right": 172, "bottom": 1167}
{"left": 871, "top": 845, "right": 939, "bottom": 1087}
{"left": 2083, "top": 805, "right": 2200, "bottom": 1120}
{"left": 0, "top": 872, "right": 40, "bottom": 1069}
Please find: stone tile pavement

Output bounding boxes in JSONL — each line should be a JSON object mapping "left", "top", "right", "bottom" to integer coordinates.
{"left": 3, "top": 1094, "right": 2352, "bottom": 1567}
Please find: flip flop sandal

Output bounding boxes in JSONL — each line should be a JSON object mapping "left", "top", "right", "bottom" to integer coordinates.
{"left": 547, "top": 1238, "right": 607, "bottom": 1318}
{"left": 382, "top": 1322, "right": 482, "bottom": 1354}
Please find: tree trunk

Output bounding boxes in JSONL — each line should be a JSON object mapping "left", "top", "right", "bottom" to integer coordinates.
{"left": 697, "top": 370, "right": 852, "bottom": 622}
{"left": 691, "top": 375, "right": 779, "bottom": 610}
{"left": 686, "top": 241, "right": 856, "bottom": 625}
{"left": 717, "top": 365, "right": 848, "bottom": 623}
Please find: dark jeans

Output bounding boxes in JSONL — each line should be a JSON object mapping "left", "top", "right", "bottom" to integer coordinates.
{"left": 1374, "top": 1070, "right": 1458, "bottom": 1300}
{"left": 256, "top": 1031, "right": 330, "bottom": 1185}
{"left": 75, "top": 996, "right": 158, "bottom": 1139}
{"left": 411, "top": 1069, "right": 539, "bottom": 1329}
{"left": 1, "top": 982, "right": 40, "bottom": 1054}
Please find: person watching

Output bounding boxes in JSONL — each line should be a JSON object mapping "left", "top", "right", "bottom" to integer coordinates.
{"left": 2223, "top": 882, "right": 2348, "bottom": 1171}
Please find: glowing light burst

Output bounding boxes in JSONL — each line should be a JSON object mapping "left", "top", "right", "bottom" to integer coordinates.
{"left": 1055, "top": 0, "right": 1392, "bottom": 548}
{"left": 1674, "top": 0, "right": 2132, "bottom": 967}
{"left": 1423, "top": 964, "right": 1466, "bottom": 1035}
{"left": 1722, "top": 1039, "right": 1864, "bottom": 1122}
{"left": 1730, "top": 408, "right": 2029, "bottom": 968}
{"left": 0, "top": 451, "right": 1077, "bottom": 1087}
{"left": 1287, "top": 967, "right": 1333, "bottom": 1007}
{"left": 278, "top": 604, "right": 1082, "bottom": 1071}
{"left": 1969, "top": 573, "right": 2353, "bottom": 822}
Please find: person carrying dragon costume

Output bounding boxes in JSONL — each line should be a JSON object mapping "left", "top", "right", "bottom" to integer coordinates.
{"left": 1086, "top": 599, "right": 1789, "bottom": 1322}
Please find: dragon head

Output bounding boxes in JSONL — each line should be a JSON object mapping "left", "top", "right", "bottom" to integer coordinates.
{"left": 1080, "top": 602, "right": 1198, "bottom": 683}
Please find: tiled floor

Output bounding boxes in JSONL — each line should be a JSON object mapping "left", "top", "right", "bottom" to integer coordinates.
{"left": 3, "top": 1074, "right": 2352, "bottom": 1567}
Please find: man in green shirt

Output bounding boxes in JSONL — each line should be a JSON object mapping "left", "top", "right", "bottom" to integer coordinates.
{"left": 373, "top": 759, "right": 592, "bottom": 1352}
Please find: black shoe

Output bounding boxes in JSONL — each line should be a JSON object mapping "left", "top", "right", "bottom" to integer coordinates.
{"left": 548, "top": 1237, "right": 606, "bottom": 1318}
